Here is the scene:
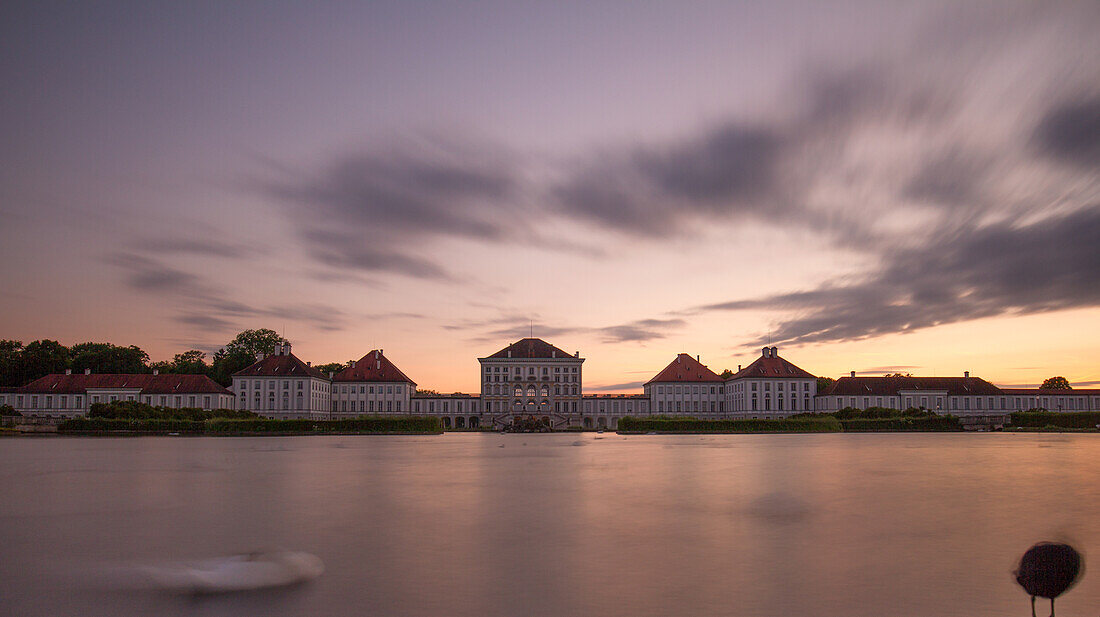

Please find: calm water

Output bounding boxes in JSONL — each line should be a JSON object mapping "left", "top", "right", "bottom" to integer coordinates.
{"left": 1, "top": 433, "right": 1097, "bottom": 617}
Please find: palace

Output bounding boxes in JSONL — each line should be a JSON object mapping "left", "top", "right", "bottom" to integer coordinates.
{"left": 2, "top": 337, "right": 1097, "bottom": 427}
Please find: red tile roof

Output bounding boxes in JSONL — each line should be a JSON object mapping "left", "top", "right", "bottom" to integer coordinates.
{"left": 483, "top": 338, "right": 578, "bottom": 360}
{"left": 233, "top": 352, "right": 327, "bottom": 379}
{"left": 1000, "top": 388, "right": 1100, "bottom": 395}
{"left": 730, "top": 354, "right": 816, "bottom": 380}
{"left": 646, "top": 353, "right": 723, "bottom": 384}
{"left": 18, "top": 373, "right": 232, "bottom": 395}
{"left": 823, "top": 376, "right": 1003, "bottom": 397}
{"left": 333, "top": 350, "right": 416, "bottom": 385}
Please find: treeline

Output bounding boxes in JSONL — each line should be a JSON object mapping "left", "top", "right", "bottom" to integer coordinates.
{"left": 0, "top": 328, "right": 351, "bottom": 388}
{"left": 58, "top": 416, "right": 442, "bottom": 435}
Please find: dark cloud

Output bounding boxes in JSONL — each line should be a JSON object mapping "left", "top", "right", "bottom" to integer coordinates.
{"left": 860, "top": 365, "right": 922, "bottom": 373}
{"left": 106, "top": 254, "right": 202, "bottom": 292}
{"left": 260, "top": 139, "right": 524, "bottom": 280}
{"left": 457, "top": 315, "right": 686, "bottom": 345}
{"left": 1033, "top": 97, "right": 1100, "bottom": 166}
{"left": 176, "top": 313, "right": 236, "bottom": 332}
{"left": 586, "top": 381, "right": 646, "bottom": 392}
{"left": 107, "top": 252, "right": 347, "bottom": 334}
{"left": 553, "top": 124, "right": 786, "bottom": 236}
{"left": 902, "top": 148, "right": 992, "bottom": 206}
{"left": 596, "top": 318, "right": 687, "bottom": 343}
{"left": 132, "top": 237, "right": 257, "bottom": 259}
{"left": 697, "top": 207, "right": 1100, "bottom": 346}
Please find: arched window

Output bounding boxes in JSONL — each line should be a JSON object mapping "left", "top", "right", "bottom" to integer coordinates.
{"left": 526, "top": 386, "right": 536, "bottom": 397}
{"left": 540, "top": 386, "right": 548, "bottom": 397}
{"left": 514, "top": 386, "right": 523, "bottom": 397}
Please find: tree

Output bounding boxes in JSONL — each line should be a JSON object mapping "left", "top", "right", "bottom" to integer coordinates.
{"left": 20, "top": 340, "right": 70, "bottom": 384}
{"left": 817, "top": 376, "right": 835, "bottom": 393}
{"left": 170, "top": 350, "right": 209, "bottom": 374}
{"left": 70, "top": 342, "right": 150, "bottom": 374}
{"left": 719, "top": 369, "right": 734, "bottom": 379}
{"left": 884, "top": 372, "right": 913, "bottom": 377}
{"left": 1041, "top": 376, "right": 1072, "bottom": 390}
{"left": 415, "top": 389, "right": 441, "bottom": 396}
{"left": 0, "top": 340, "right": 23, "bottom": 387}
{"left": 314, "top": 362, "right": 346, "bottom": 376}
{"left": 210, "top": 329, "right": 288, "bottom": 385}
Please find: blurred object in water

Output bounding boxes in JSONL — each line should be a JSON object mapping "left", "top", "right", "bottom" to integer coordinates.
{"left": 139, "top": 551, "right": 324, "bottom": 594}
{"left": 1015, "top": 542, "right": 1081, "bottom": 617}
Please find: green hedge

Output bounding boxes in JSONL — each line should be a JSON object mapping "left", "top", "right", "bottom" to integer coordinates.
{"left": 320, "top": 416, "right": 441, "bottom": 433}
{"left": 618, "top": 416, "right": 842, "bottom": 433}
{"left": 838, "top": 416, "right": 961, "bottom": 431}
{"left": 1010, "top": 411, "right": 1100, "bottom": 429}
{"left": 58, "top": 418, "right": 207, "bottom": 432}
{"left": 88, "top": 400, "right": 255, "bottom": 421}
{"left": 618, "top": 414, "right": 961, "bottom": 433}
{"left": 60, "top": 416, "right": 442, "bottom": 434}
{"left": 205, "top": 418, "right": 316, "bottom": 433}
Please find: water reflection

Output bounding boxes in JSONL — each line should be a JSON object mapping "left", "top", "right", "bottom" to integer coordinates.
{"left": 0, "top": 433, "right": 1096, "bottom": 616}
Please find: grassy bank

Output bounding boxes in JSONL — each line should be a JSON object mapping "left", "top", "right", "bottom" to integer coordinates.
{"left": 57, "top": 416, "right": 443, "bottom": 435}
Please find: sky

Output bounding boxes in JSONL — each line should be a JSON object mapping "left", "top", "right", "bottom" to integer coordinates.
{"left": 1, "top": 1, "right": 1098, "bottom": 393}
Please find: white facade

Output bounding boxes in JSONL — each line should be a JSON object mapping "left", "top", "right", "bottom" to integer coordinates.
{"left": 330, "top": 350, "right": 416, "bottom": 417}
{"left": 410, "top": 394, "right": 482, "bottom": 428}
{"left": 232, "top": 344, "right": 331, "bottom": 420}
{"left": 479, "top": 338, "right": 584, "bottom": 429}
{"left": 581, "top": 395, "right": 651, "bottom": 429}
{"left": 725, "top": 347, "right": 817, "bottom": 418}
{"left": 331, "top": 380, "right": 411, "bottom": 416}
{"left": 815, "top": 372, "right": 1100, "bottom": 416}
{"left": 9, "top": 369, "right": 235, "bottom": 423}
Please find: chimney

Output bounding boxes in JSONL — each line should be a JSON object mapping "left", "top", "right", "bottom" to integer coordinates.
{"left": 738, "top": 365, "right": 742, "bottom": 371}
{"left": 964, "top": 371, "right": 970, "bottom": 378}
{"left": 850, "top": 371, "right": 856, "bottom": 378}
{"left": 328, "top": 371, "right": 334, "bottom": 379}
{"left": 762, "top": 347, "right": 770, "bottom": 358}
{"left": 574, "top": 351, "right": 579, "bottom": 358}
{"left": 85, "top": 368, "right": 91, "bottom": 375}
{"left": 677, "top": 356, "right": 681, "bottom": 363}
{"left": 65, "top": 368, "right": 72, "bottom": 375}
{"left": 379, "top": 349, "right": 383, "bottom": 356}
{"left": 696, "top": 355, "right": 700, "bottom": 362}
{"left": 771, "top": 346, "right": 778, "bottom": 357}
{"left": 256, "top": 352, "right": 265, "bottom": 362}
{"left": 306, "top": 361, "right": 311, "bottom": 367}
{"left": 153, "top": 369, "right": 159, "bottom": 376}
{"left": 350, "top": 360, "right": 356, "bottom": 368}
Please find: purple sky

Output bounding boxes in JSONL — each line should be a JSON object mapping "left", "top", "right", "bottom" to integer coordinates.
{"left": 2, "top": 1, "right": 1098, "bottom": 391}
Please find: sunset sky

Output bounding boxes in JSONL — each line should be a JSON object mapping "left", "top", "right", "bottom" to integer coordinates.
{"left": 1, "top": 1, "right": 1097, "bottom": 393}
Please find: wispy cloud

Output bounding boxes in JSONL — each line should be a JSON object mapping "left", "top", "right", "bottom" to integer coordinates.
{"left": 694, "top": 207, "right": 1100, "bottom": 346}
{"left": 106, "top": 252, "right": 347, "bottom": 334}
{"left": 586, "top": 381, "right": 647, "bottom": 392}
